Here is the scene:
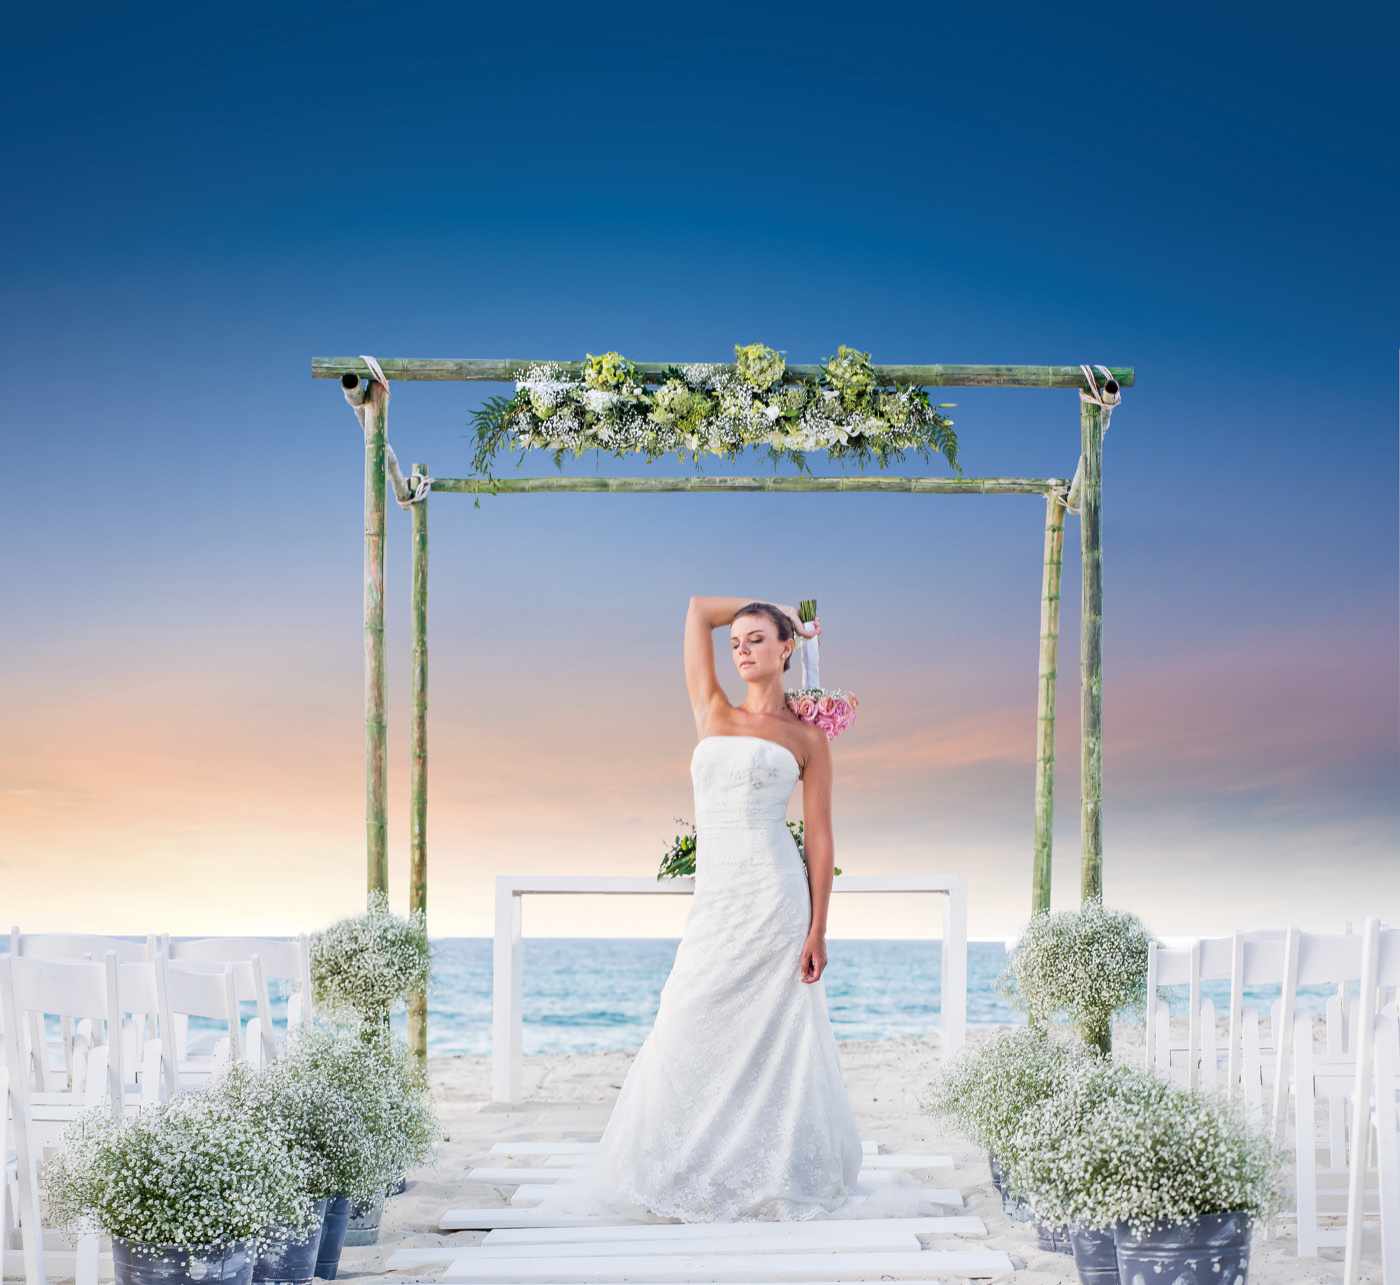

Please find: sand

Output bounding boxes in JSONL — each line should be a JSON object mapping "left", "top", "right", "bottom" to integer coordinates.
{"left": 345, "top": 1020, "right": 1385, "bottom": 1284}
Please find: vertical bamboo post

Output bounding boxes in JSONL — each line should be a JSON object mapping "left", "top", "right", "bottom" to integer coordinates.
{"left": 408, "top": 462, "right": 430, "bottom": 1061}
{"left": 363, "top": 381, "right": 389, "bottom": 897}
{"left": 1078, "top": 395, "right": 1106, "bottom": 903}
{"left": 1032, "top": 491, "right": 1067, "bottom": 913}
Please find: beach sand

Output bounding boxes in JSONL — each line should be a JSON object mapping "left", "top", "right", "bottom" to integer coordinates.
{"left": 345, "top": 1020, "right": 1384, "bottom": 1284}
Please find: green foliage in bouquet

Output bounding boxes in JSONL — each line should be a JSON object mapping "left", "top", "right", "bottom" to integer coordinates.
{"left": 1001, "top": 1057, "right": 1286, "bottom": 1238}
{"left": 657, "top": 816, "right": 840, "bottom": 879}
{"left": 998, "top": 899, "right": 1153, "bottom": 1056}
{"left": 310, "top": 890, "right": 431, "bottom": 1035}
{"left": 466, "top": 342, "right": 960, "bottom": 504}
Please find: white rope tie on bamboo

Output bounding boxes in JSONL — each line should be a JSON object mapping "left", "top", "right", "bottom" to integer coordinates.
{"left": 1057, "top": 363, "right": 1121, "bottom": 515}
{"left": 358, "top": 354, "right": 434, "bottom": 508}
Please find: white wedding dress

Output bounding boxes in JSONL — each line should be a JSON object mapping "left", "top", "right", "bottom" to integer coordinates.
{"left": 530, "top": 733, "right": 932, "bottom": 1224}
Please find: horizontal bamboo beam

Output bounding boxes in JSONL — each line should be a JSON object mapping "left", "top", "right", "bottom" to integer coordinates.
{"left": 313, "top": 358, "right": 1134, "bottom": 390}
{"left": 428, "top": 475, "right": 1067, "bottom": 495}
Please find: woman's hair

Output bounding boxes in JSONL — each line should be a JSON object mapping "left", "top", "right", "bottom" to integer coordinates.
{"left": 734, "top": 601, "right": 795, "bottom": 673}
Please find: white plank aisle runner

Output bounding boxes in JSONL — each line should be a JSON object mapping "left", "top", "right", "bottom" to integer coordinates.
{"left": 389, "top": 1234, "right": 923, "bottom": 1265}
{"left": 470, "top": 1158, "right": 953, "bottom": 1184}
{"left": 504, "top": 1183, "right": 964, "bottom": 1209}
{"left": 483, "top": 1215, "right": 988, "bottom": 1244}
{"left": 419, "top": 1248, "right": 1017, "bottom": 1282}
{"left": 490, "top": 1140, "right": 882, "bottom": 1156}
{"left": 439, "top": 1197, "right": 967, "bottom": 1228}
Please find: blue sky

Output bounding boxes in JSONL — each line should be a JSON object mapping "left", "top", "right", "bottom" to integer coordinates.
{"left": 3, "top": 2, "right": 1396, "bottom": 938}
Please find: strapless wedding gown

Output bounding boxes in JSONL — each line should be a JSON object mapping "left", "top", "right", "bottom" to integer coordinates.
{"left": 528, "top": 733, "right": 932, "bottom": 1224}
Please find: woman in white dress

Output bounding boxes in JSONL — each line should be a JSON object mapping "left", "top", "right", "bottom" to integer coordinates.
{"left": 531, "top": 596, "right": 929, "bottom": 1223}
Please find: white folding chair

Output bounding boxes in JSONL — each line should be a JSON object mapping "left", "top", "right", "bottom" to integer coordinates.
{"left": 1368, "top": 1002, "right": 1400, "bottom": 1283}
{"left": 6, "top": 930, "right": 157, "bottom": 1095}
{"left": 152, "top": 953, "right": 243, "bottom": 1096}
{"left": 1144, "top": 936, "right": 1232, "bottom": 1091}
{"left": 0, "top": 954, "right": 122, "bottom": 1285}
{"left": 1341, "top": 918, "right": 1400, "bottom": 1283}
{"left": 159, "top": 935, "right": 312, "bottom": 1065}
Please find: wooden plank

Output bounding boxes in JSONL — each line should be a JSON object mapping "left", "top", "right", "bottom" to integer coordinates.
{"left": 483, "top": 1217, "right": 987, "bottom": 1245}
{"left": 505, "top": 1185, "right": 965, "bottom": 1210}
{"left": 437, "top": 1209, "right": 628, "bottom": 1230}
{"left": 430, "top": 475, "right": 1064, "bottom": 496}
{"left": 394, "top": 1233, "right": 921, "bottom": 1265}
{"left": 313, "top": 356, "right": 1135, "bottom": 389}
{"left": 489, "top": 1140, "right": 881, "bottom": 1156}
{"left": 430, "top": 1248, "right": 1016, "bottom": 1281}
{"left": 476, "top": 1162, "right": 948, "bottom": 1185}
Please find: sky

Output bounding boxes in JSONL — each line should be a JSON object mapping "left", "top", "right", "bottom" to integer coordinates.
{"left": 3, "top": 2, "right": 1396, "bottom": 942}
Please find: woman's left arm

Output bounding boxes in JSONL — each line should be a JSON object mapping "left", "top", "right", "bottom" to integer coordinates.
{"left": 799, "top": 731, "right": 835, "bottom": 984}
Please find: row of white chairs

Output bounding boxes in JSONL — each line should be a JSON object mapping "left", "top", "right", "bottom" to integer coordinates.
{"left": 1144, "top": 917, "right": 1399, "bottom": 1283}
{"left": 1, "top": 931, "right": 315, "bottom": 1285}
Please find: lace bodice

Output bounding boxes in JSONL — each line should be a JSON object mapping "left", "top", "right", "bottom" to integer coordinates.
{"left": 690, "top": 734, "right": 800, "bottom": 830}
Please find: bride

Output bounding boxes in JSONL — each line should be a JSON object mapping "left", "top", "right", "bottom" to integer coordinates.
{"left": 529, "top": 596, "right": 931, "bottom": 1224}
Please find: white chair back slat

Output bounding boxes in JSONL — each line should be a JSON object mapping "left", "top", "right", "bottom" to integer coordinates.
{"left": 154, "top": 953, "right": 243, "bottom": 1098}
{"left": 1371, "top": 1004, "right": 1400, "bottom": 1283}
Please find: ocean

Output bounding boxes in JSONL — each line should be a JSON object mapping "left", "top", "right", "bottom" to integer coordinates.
{"left": 376, "top": 938, "right": 1349, "bottom": 1059}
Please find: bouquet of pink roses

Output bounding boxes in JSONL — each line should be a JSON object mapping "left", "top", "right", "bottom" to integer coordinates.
{"left": 783, "top": 599, "right": 859, "bottom": 741}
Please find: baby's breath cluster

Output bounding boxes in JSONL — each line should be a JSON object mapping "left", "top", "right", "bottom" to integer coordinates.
{"left": 998, "top": 899, "right": 1153, "bottom": 1053}
{"left": 41, "top": 1078, "right": 319, "bottom": 1260}
{"left": 922, "top": 1026, "right": 1092, "bottom": 1164}
{"left": 310, "top": 890, "right": 431, "bottom": 1029}
{"left": 41, "top": 1025, "right": 441, "bottom": 1265}
{"left": 1002, "top": 1058, "right": 1286, "bottom": 1239}
{"left": 468, "top": 342, "right": 960, "bottom": 492}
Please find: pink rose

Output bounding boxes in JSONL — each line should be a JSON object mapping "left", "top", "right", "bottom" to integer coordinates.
{"left": 797, "top": 695, "right": 817, "bottom": 720}
{"left": 816, "top": 694, "right": 836, "bottom": 716}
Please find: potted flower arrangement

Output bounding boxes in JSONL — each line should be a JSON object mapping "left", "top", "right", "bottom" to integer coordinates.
{"left": 341, "top": 1034, "right": 439, "bottom": 1248}
{"left": 998, "top": 899, "right": 1153, "bottom": 1056}
{"left": 41, "top": 1078, "right": 320, "bottom": 1285}
{"left": 1002, "top": 1057, "right": 1285, "bottom": 1284}
{"left": 922, "top": 1025, "right": 1091, "bottom": 1252}
{"left": 309, "top": 891, "right": 431, "bottom": 1040}
{"left": 214, "top": 1038, "right": 391, "bottom": 1284}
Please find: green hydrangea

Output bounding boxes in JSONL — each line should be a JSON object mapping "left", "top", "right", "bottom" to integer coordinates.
{"left": 734, "top": 342, "right": 786, "bottom": 391}
{"left": 649, "top": 379, "right": 714, "bottom": 436}
{"left": 822, "top": 344, "right": 878, "bottom": 412}
{"left": 878, "top": 389, "right": 911, "bottom": 428}
{"left": 583, "top": 350, "right": 640, "bottom": 391}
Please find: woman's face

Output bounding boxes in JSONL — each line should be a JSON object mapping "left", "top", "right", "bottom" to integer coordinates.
{"left": 730, "top": 614, "right": 790, "bottom": 680}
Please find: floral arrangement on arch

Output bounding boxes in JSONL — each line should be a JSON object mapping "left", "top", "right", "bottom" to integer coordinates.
{"left": 469, "top": 342, "right": 959, "bottom": 491}
{"left": 658, "top": 816, "right": 841, "bottom": 881}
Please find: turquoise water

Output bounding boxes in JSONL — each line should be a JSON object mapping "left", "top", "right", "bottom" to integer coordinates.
{"left": 373, "top": 938, "right": 1348, "bottom": 1058}
{"left": 407, "top": 938, "right": 1018, "bottom": 1057}
{"left": 19, "top": 937, "right": 1349, "bottom": 1059}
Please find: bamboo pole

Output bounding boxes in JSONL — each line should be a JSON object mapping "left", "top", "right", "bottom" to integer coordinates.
{"left": 1032, "top": 490, "right": 1068, "bottom": 913}
{"left": 408, "top": 462, "right": 430, "bottom": 1061}
{"left": 1078, "top": 398, "right": 1106, "bottom": 903}
{"left": 313, "top": 358, "right": 1134, "bottom": 389}
{"left": 342, "top": 372, "right": 389, "bottom": 899}
{"left": 429, "top": 475, "right": 1066, "bottom": 496}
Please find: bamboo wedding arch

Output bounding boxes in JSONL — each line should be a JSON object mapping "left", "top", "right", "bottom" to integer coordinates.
{"left": 311, "top": 355, "right": 1133, "bottom": 1056}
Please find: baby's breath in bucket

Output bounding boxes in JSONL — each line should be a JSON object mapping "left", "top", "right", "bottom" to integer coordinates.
{"left": 998, "top": 899, "right": 1152, "bottom": 1055}
{"left": 1002, "top": 1057, "right": 1286, "bottom": 1249}
{"left": 41, "top": 1077, "right": 320, "bottom": 1282}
